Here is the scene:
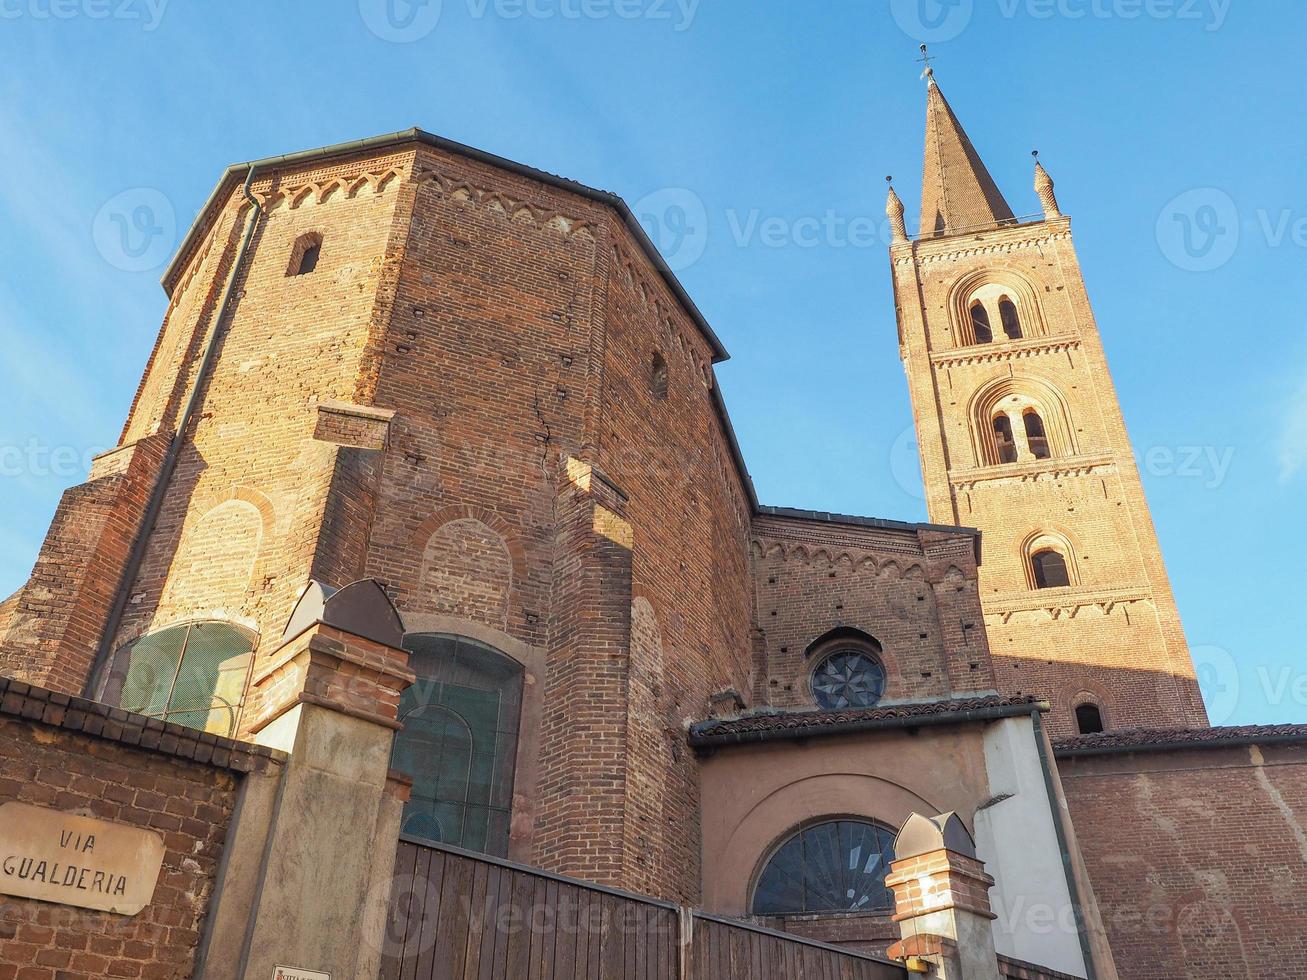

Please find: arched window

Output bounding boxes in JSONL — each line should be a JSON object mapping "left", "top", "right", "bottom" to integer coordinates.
{"left": 103, "top": 621, "right": 257, "bottom": 737}
{"left": 651, "top": 352, "right": 669, "bottom": 401}
{"left": 970, "top": 302, "right": 993, "bottom": 344}
{"left": 999, "top": 297, "right": 1022, "bottom": 340}
{"left": 287, "top": 232, "right": 322, "bottom": 276}
{"left": 1024, "top": 411, "right": 1051, "bottom": 460}
{"left": 811, "top": 647, "right": 886, "bottom": 709}
{"left": 1075, "top": 702, "right": 1105, "bottom": 735}
{"left": 1031, "top": 550, "right": 1071, "bottom": 589}
{"left": 753, "top": 820, "right": 896, "bottom": 916}
{"left": 391, "top": 634, "right": 523, "bottom": 856}
{"left": 993, "top": 414, "right": 1018, "bottom": 464}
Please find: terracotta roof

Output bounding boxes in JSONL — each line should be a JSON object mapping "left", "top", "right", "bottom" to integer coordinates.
{"left": 1054, "top": 723, "right": 1307, "bottom": 757}
{"left": 688, "top": 694, "right": 1045, "bottom": 749}
{"left": 0, "top": 676, "right": 285, "bottom": 774}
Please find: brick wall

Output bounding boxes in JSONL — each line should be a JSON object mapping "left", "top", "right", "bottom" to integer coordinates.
{"left": 0, "top": 678, "right": 282, "bottom": 980}
{"left": 1056, "top": 733, "right": 1307, "bottom": 979}
{"left": 750, "top": 510, "right": 993, "bottom": 709}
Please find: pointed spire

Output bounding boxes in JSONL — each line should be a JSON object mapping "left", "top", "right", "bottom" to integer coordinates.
{"left": 1033, "top": 151, "right": 1062, "bottom": 219}
{"left": 886, "top": 177, "right": 908, "bottom": 244}
{"left": 919, "top": 73, "right": 1016, "bottom": 238}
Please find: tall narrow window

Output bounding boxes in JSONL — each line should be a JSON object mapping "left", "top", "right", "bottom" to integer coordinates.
{"left": 1075, "top": 703, "right": 1105, "bottom": 735}
{"left": 104, "top": 622, "right": 257, "bottom": 737}
{"left": 1031, "top": 549, "right": 1071, "bottom": 589}
{"left": 391, "top": 634, "right": 523, "bottom": 856}
{"left": 999, "top": 298, "right": 1022, "bottom": 340}
{"left": 993, "top": 414, "right": 1018, "bottom": 463}
{"left": 1024, "top": 411, "right": 1050, "bottom": 459}
{"left": 287, "top": 232, "right": 322, "bottom": 276}
{"left": 651, "top": 352, "right": 669, "bottom": 400}
{"left": 970, "top": 302, "right": 993, "bottom": 344}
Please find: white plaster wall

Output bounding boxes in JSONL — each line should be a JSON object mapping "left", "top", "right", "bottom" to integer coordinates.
{"left": 975, "top": 716, "right": 1087, "bottom": 978}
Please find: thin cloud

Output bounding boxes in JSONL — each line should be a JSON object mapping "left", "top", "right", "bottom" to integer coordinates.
{"left": 1278, "top": 377, "right": 1307, "bottom": 483}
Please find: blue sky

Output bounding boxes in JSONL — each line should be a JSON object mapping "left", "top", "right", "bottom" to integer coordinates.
{"left": 1, "top": 1, "right": 1304, "bottom": 724}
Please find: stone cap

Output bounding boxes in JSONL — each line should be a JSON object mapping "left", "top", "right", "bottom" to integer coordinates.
{"left": 894, "top": 812, "right": 975, "bottom": 861}
{"left": 282, "top": 578, "right": 405, "bottom": 649}
{"left": 0, "top": 676, "right": 285, "bottom": 774}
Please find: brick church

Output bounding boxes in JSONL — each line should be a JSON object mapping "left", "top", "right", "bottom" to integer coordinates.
{"left": 0, "top": 67, "right": 1304, "bottom": 980}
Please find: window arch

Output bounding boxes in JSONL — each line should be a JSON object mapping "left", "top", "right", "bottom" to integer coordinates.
{"left": 969, "top": 302, "right": 993, "bottom": 344}
{"left": 970, "top": 376, "right": 1076, "bottom": 467}
{"left": 391, "top": 634, "right": 523, "bottom": 856}
{"left": 999, "top": 297, "right": 1022, "bottom": 340}
{"left": 950, "top": 271, "right": 1047, "bottom": 348}
{"left": 650, "top": 352, "right": 669, "bottom": 400}
{"left": 752, "top": 819, "right": 897, "bottom": 916}
{"left": 1075, "top": 702, "right": 1105, "bottom": 735}
{"left": 287, "top": 232, "right": 322, "bottom": 276}
{"left": 102, "top": 621, "right": 257, "bottom": 737}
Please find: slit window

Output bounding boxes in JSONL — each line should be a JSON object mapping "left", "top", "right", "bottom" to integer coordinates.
{"left": 1000, "top": 298, "right": 1022, "bottom": 340}
{"left": 993, "top": 414, "right": 1018, "bottom": 464}
{"left": 1024, "top": 411, "right": 1051, "bottom": 460}
{"left": 288, "top": 233, "right": 323, "bottom": 276}
{"left": 970, "top": 302, "right": 993, "bottom": 344}
{"left": 651, "top": 353, "right": 668, "bottom": 401}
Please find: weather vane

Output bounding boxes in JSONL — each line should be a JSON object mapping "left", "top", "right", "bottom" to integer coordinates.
{"left": 917, "top": 43, "right": 936, "bottom": 81}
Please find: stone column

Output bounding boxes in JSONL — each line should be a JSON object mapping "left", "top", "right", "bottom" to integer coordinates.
{"left": 885, "top": 812, "right": 1002, "bottom": 980}
{"left": 195, "top": 579, "right": 416, "bottom": 980}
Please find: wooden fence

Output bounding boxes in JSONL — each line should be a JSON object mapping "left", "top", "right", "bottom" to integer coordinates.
{"left": 380, "top": 837, "right": 906, "bottom": 979}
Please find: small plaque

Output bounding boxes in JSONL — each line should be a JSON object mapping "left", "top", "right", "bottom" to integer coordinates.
{"left": 0, "top": 801, "right": 165, "bottom": 915}
{"left": 274, "top": 968, "right": 330, "bottom": 980}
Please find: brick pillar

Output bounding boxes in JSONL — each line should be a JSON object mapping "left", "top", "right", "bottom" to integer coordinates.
{"left": 533, "top": 456, "right": 634, "bottom": 885}
{"left": 885, "top": 812, "right": 1002, "bottom": 980}
{"left": 0, "top": 433, "right": 168, "bottom": 695}
{"left": 195, "top": 581, "right": 416, "bottom": 980}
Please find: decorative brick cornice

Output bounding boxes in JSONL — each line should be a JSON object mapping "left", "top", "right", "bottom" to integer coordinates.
{"left": 885, "top": 848, "right": 997, "bottom": 922}
{"left": 929, "top": 335, "right": 1082, "bottom": 368}
{"left": 983, "top": 585, "right": 1153, "bottom": 622}
{"left": 950, "top": 452, "right": 1115, "bottom": 489}
{"left": 0, "top": 675, "right": 284, "bottom": 774}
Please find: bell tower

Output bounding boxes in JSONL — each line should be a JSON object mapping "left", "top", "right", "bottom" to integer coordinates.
{"left": 888, "top": 69, "right": 1208, "bottom": 736}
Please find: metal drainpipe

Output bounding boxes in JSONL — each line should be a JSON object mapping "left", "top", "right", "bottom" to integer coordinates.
{"left": 83, "top": 166, "right": 265, "bottom": 697}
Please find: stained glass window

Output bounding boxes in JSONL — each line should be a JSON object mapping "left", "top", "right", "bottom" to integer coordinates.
{"left": 811, "top": 650, "right": 886, "bottom": 709}
{"left": 391, "top": 634, "right": 522, "bottom": 857}
{"left": 752, "top": 820, "right": 897, "bottom": 916}
{"left": 106, "top": 621, "right": 256, "bottom": 737}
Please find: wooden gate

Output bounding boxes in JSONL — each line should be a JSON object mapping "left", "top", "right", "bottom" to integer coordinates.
{"left": 380, "top": 836, "right": 906, "bottom": 979}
